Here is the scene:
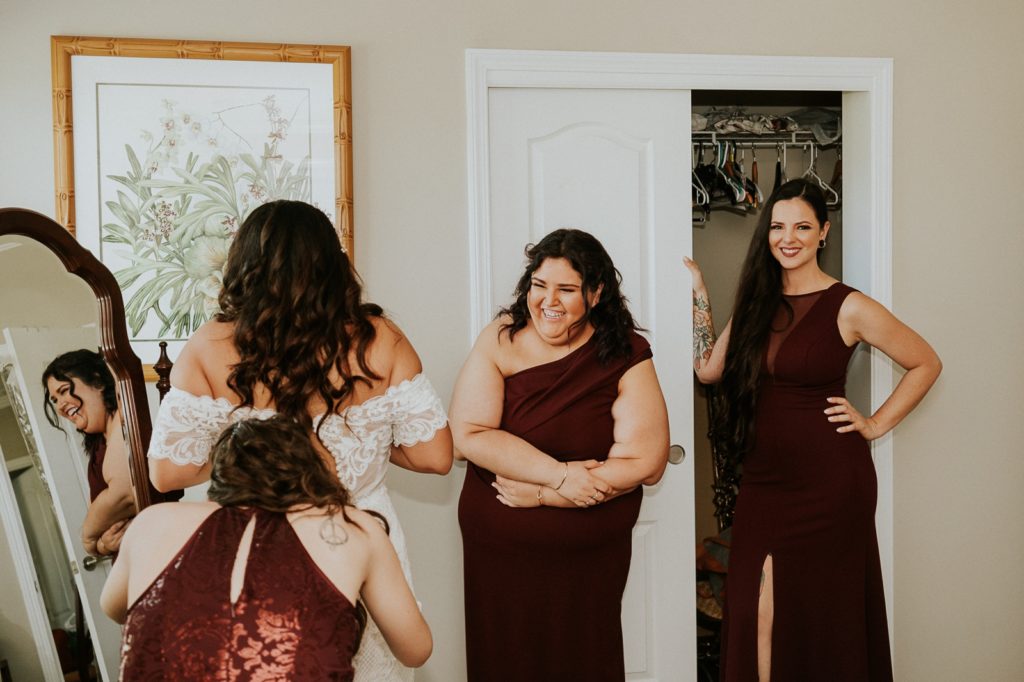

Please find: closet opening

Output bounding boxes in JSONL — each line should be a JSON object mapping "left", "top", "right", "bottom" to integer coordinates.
{"left": 691, "top": 89, "right": 845, "bottom": 681}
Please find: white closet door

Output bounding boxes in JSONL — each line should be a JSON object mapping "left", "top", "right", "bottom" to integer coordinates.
{"left": 485, "top": 87, "right": 695, "bottom": 680}
{"left": 3, "top": 327, "right": 122, "bottom": 682}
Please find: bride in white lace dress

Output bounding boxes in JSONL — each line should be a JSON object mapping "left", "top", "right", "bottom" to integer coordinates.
{"left": 147, "top": 201, "right": 453, "bottom": 682}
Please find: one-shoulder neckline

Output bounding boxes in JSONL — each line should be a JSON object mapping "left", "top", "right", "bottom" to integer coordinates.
{"left": 504, "top": 333, "right": 597, "bottom": 381}
{"left": 164, "top": 373, "right": 427, "bottom": 418}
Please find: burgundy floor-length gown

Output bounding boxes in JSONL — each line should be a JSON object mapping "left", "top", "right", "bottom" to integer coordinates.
{"left": 459, "top": 331, "right": 651, "bottom": 682}
{"left": 721, "top": 283, "right": 893, "bottom": 681}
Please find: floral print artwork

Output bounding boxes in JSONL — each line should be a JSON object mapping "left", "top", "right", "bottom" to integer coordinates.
{"left": 99, "top": 90, "right": 328, "bottom": 342}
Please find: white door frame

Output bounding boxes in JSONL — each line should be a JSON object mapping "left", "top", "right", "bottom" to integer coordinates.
{"left": 465, "top": 48, "right": 897, "bottom": 643}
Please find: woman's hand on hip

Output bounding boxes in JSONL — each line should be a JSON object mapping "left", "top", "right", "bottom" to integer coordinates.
{"left": 825, "top": 397, "right": 882, "bottom": 441}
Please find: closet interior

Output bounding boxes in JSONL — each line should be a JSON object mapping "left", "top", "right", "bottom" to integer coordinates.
{"left": 691, "top": 90, "right": 843, "bottom": 681}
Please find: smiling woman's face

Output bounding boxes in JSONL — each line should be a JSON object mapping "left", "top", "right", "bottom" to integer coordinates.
{"left": 46, "top": 376, "right": 110, "bottom": 435}
{"left": 768, "top": 197, "right": 830, "bottom": 272}
{"left": 527, "top": 257, "right": 600, "bottom": 347}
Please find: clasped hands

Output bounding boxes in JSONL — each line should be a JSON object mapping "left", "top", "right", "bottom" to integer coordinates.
{"left": 493, "top": 460, "right": 614, "bottom": 509}
{"left": 94, "top": 518, "right": 130, "bottom": 556}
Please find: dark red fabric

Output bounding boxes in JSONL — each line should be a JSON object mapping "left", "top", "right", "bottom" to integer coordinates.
{"left": 720, "top": 283, "right": 893, "bottom": 681}
{"left": 459, "top": 331, "right": 652, "bottom": 682}
{"left": 120, "top": 507, "right": 360, "bottom": 681}
{"left": 85, "top": 436, "right": 183, "bottom": 504}
{"left": 86, "top": 440, "right": 107, "bottom": 502}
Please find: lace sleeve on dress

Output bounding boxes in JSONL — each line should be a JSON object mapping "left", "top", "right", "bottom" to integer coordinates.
{"left": 387, "top": 374, "right": 448, "bottom": 447}
{"left": 148, "top": 388, "right": 234, "bottom": 467}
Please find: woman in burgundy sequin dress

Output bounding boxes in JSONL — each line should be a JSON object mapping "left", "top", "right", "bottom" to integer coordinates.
{"left": 451, "top": 229, "right": 670, "bottom": 681}
{"left": 101, "top": 416, "right": 431, "bottom": 681}
{"left": 686, "top": 179, "right": 942, "bottom": 681}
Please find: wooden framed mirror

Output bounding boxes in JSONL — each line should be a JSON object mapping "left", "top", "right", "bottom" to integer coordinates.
{"left": 0, "top": 206, "right": 153, "bottom": 680}
{"left": 0, "top": 208, "right": 153, "bottom": 503}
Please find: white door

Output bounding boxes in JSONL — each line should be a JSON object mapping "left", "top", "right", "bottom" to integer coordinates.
{"left": 3, "top": 327, "right": 122, "bottom": 682}
{"left": 486, "top": 87, "right": 695, "bottom": 679}
{"left": 0, "top": 440, "right": 63, "bottom": 680}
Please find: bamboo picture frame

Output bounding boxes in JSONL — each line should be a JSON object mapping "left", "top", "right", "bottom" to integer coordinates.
{"left": 50, "top": 37, "right": 353, "bottom": 376}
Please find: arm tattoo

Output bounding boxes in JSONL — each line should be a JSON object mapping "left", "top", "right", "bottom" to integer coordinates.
{"left": 693, "top": 293, "right": 716, "bottom": 369}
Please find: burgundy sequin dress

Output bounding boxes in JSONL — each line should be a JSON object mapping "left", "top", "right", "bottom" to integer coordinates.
{"left": 720, "top": 283, "right": 893, "bottom": 681}
{"left": 459, "top": 331, "right": 652, "bottom": 682}
{"left": 120, "top": 507, "right": 360, "bottom": 681}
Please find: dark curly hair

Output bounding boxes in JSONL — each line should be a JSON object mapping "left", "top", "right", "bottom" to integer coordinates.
{"left": 207, "top": 415, "right": 390, "bottom": 647}
{"left": 711, "top": 179, "right": 830, "bottom": 466}
{"left": 216, "top": 201, "right": 383, "bottom": 443}
{"left": 499, "top": 229, "right": 642, "bottom": 363}
{"left": 41, "top": 349, "right": 117, "bottom": 455}
{"left": 207, "top": 415, "right": 355, "bottom": 516}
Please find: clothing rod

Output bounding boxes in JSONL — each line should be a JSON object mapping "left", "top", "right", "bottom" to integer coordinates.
{"left": 691, "top": 131, "right": 840, "bottom": 147}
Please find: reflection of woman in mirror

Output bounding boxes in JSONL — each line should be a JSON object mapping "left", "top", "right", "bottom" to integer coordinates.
{"left": 103, "top": 416, "right": 432, "bottom": 679}
{"left": 148, "top": 200, "right": 452, "bottom": 682}
{"left": 42, "top": 349, "right": 134, "bottom": 556}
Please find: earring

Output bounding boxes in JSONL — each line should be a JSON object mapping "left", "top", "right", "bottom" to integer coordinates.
{"left": 818, "top": 239, "right": 826, "bottom": 249}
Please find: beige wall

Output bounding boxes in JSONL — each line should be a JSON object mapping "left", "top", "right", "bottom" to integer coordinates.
{"left": 2, "top": 1, "right": 1023, "bottom": 680}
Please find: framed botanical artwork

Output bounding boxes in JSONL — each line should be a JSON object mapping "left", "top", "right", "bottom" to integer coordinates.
{"left": 51, "top": 37, "right": 353, "bottom": 369}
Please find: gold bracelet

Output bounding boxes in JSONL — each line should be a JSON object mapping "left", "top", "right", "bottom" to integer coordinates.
{"left": 536, "top": 487, "right": 544, "bottom": 506}
{"left": 552, "top": 462, "right": 569, "bottom": 491}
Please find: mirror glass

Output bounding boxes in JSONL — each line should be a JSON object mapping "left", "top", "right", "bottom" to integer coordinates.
{"left": 0, "top": 232, "right": 124, "bottom": 681}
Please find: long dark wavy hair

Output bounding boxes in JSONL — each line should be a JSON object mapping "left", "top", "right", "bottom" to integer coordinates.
{"left": 207, "top": 415, "right": 388, "bottom": 645}
{"left": 499, "top": 229, "right": 642, "bottom": 363}
{"left": 41, "top": 349, "right": 117, "bottom": 455}
{"left": 216, "top": 201, "right": 383, "bottom": 442}
{"left": 208, "top": 415, "right": 360, "bottom": 519}
{"left": 711, "top": 179, "right": 830, "bottom": 465}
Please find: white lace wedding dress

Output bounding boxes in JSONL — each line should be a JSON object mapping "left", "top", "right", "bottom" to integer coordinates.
{"left": 148, "top": 374, "right": 448, "bottom": 682}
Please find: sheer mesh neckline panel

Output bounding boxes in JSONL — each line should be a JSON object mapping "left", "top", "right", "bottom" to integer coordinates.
{"left": 766, "top": 291, "right": 825, "bottom": 375}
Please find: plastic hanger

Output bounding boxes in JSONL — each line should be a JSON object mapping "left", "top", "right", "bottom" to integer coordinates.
{"left": 801, "top": 143, "right": 840, "bottom": 206}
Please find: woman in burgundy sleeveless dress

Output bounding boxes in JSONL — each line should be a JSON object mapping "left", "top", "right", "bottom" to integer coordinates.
{"left": 101, "top": 416, "right": 432, "bottom": 681}
{"left": 451, "top": 229, "right": 670, "bottom": 681}
{"left": 686, "top": 179, "right": 941, "bottom": 681}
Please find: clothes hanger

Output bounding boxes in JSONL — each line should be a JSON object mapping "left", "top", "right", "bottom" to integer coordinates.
{"left": 719, "top": 142, "right": 746, "bottom": 203}
{"left": 802, "top": 143, "right": 840, "bottom": 206}
{"left": 692, "top": 143, "right": 710, "bottom": 224}
{"left": 692, "top": 147, "right": 710, "bottom": 209}
{"left": 830, "top": 146, "right": 842, "bottom": 188}
{"left": 749, "top": 146, "right": 763, "bottom": 208}
{"left": 773, "top": 142, "right": 785, "bottom": 192}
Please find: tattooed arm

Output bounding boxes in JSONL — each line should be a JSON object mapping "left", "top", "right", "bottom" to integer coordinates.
{"left": 683, "top": 257, "right": 731, "bottom": 384}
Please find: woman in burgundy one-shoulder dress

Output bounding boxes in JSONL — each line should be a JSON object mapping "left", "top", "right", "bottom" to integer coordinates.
{"left": 686, "top": 179, "right": 941, "bottom": 681}
{"left": 451, "top": 229, "right": 670, "bottom": 681}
